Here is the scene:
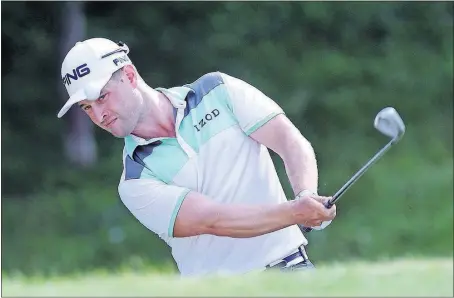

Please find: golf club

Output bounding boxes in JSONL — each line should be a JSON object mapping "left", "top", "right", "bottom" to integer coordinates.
{"left": 300, "top": 107, "right": 406, "bottom": 233}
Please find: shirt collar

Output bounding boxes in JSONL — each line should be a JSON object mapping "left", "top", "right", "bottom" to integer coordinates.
{"left": 124, "top": 86, "right": 193, "bottom": 157}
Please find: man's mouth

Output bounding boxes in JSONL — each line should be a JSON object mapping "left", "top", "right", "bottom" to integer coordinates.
{"left": 105, "top": 118, "right": 117, "bottom": 128}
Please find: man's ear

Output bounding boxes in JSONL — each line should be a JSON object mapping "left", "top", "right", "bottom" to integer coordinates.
{"left": 123, "top": 65, "right": 137, "bottom": 88}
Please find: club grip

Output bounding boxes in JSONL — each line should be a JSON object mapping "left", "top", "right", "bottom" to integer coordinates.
{"left": 300, "top": 198, "right": 334, "bottom": 233}
{"left": 324, "top": 199, "right": 334, "bottom": 209}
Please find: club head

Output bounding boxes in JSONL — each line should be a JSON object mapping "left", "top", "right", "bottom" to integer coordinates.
{"left": 374, "top": 107, "right": 406, "bottom": 141}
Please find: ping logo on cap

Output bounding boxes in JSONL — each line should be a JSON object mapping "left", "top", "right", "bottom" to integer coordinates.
{"left": 113, "top": 55, "right": 130, "bottom": 66}
{"left": 62, "top": 63, "right": 91, "bottom": 86}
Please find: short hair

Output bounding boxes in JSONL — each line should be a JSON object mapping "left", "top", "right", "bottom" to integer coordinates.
{"left": 109, "top": 65, "right": 141, "bottom": 82}
{"left": 102, "top": 65, "right": 141, "bottom": 94}
{"left": 110, "top": 67, "right": 124, "bottom": 82}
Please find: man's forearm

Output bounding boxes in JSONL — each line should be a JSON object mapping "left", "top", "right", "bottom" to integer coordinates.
{"left": 175, "top": 190, "right": 299, "bottom": 238}
{"left": 281, "top": 134, "right": 319, "bottom": 196}
{"left": 248, "top": 114, "right": 319, "bottom": 197}
{"left": 205, "top": 202, "right": 296, "bottom": 238}
{"left": 174, "top": 185, "right": 331, "bottom": 238}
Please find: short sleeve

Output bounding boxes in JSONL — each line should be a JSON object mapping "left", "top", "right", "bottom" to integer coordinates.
{"left": 118, "top": 177, "right": 191, "bottom": 239}
{"left": 219, "top": 72, "right": 285, "bottom": 135}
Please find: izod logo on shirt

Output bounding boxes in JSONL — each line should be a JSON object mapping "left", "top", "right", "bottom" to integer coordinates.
{"left": 193, "top": 109, "right": 220, "bottom": 132}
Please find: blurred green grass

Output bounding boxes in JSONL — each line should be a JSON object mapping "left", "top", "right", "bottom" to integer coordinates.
{"left": 3, "top": 258, "right": 453, "bottom": 297}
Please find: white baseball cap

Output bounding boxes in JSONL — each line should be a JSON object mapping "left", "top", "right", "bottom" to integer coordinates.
{"left": 57, "top": 38, "right": 133, "bottom": 118}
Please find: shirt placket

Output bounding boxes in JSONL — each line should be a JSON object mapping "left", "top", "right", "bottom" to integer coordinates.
{"left": 174, "top": 103, "right": 197, "bottom": 159}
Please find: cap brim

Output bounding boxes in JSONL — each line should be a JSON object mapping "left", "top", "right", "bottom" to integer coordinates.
{"left": 57, "top": 75, "right": 112, "bottom": 118}
{"left": 57, "top": 89, "right": 87, "bottom": 118}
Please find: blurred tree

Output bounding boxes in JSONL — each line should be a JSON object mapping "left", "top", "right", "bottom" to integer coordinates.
{"left": 59, "top": 1, "right": 97, "bottom": 167}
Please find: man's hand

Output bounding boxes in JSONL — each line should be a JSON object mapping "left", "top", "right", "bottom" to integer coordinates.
{"left": 291, "top": 195, "right": 336, "bottom": 228}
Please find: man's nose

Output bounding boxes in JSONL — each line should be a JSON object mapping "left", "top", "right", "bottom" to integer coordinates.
{"left": 92, "top": 105, "right": 106, "bottom": 124}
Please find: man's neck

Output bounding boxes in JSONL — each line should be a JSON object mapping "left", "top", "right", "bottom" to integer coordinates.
{"left": 130, "top": 84, "right": 176, "bottom": 140}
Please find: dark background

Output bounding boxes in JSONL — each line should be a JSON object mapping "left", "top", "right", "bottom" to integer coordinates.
{"left": 2, "top": 1, "right": 453, "bottom": 276}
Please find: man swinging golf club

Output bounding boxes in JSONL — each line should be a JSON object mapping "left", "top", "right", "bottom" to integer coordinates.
{"left": 57, "top": 38, "right": 337, "bottom": 277}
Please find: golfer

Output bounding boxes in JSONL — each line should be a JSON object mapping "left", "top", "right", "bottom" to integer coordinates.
{"left": 58, "top": 38, "right": 336, "bottom": 277}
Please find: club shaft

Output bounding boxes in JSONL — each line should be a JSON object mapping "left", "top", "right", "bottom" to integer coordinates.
{"left": 328, "top": 139, "right": 395, "bottom": 206}
{"left": 301, "top": 138, "right": 396, "bottom": 232}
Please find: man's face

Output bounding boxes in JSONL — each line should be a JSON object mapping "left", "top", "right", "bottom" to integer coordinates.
{"left": 79, "top": 69, "right": 142, "bottom": 138}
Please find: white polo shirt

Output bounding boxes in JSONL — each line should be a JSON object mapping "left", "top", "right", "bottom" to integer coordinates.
{"left": 118, "top": 72, "right": 307, "bottom": 277}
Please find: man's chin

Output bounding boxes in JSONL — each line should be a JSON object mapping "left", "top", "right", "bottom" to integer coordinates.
{"left": 108, "top": 129, "right": 130, "bottom": 138}
{"left": 111, "top": 132, "right": 129, "bottom": 138}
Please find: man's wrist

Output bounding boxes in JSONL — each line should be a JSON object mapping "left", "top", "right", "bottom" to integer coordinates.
{"left": 296, "top": 189, "right": 318, "bottom": 199}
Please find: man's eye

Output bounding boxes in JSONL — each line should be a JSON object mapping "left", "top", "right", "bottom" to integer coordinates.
{"left": 83, "top": 105, "right": 91, "bottom": 111}
{"left": 97, "top": 94, "right": 108, "bottom": 102}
